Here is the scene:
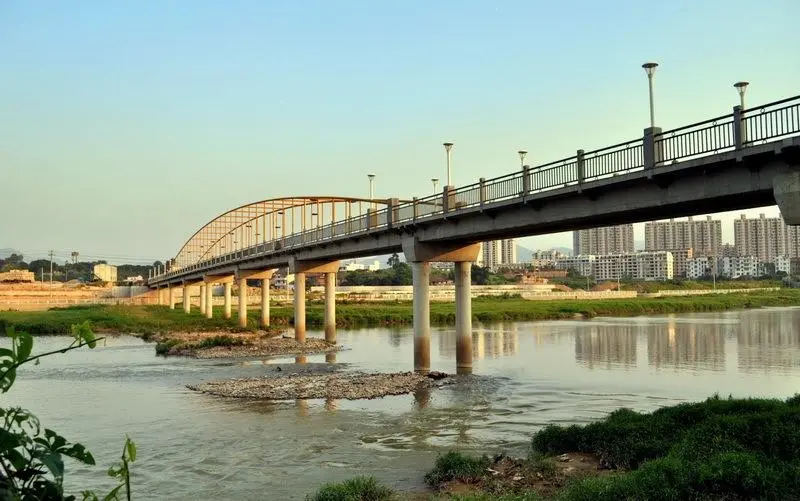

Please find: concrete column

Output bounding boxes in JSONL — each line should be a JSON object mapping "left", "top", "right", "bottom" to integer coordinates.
{"left": 412, "top": 261, "right": 431, "bottom": 373}
{"left": 199, "top": 285, "right": 206, "bottom": 315}
{"left": 260, "top": 279, "right": 270, "bottom": 328}
{"left": 643, "top": 126, "right": 664, "bottom": 177}
{"left": 324, "top": 272, "right": 336, "bottom": 343}
{"left": 774, "top": 170, "right": 800, "bottom": 225}
{"left": 454, "top": 261, "right": 473, "bottom": 374}
{"left": 168, "top": 286, "right": 175, "bottom": 310}
{"left": 182, "top": 284, "right": 190, "bottom": 314}
{"left": 294, "top": 272, "right": 306, "bottom": 342}
{"left": 224, "top": 283, "right": 232, "bottom": 319}
{"left": 205, "top": 283, "right": 213, "bottom": 319}
{"left": 237, "top": 278, "right": 247, "bottom": 328}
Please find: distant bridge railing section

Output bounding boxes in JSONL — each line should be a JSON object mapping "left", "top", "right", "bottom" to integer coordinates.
{"left": 153, "top": 95, "right": 800, "bottom": 281}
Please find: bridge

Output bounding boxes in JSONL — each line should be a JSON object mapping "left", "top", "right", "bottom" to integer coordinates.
{"left": 149, "top": 94, "right": 800, "bottom": 374}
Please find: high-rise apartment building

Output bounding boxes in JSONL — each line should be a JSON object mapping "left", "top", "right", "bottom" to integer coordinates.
{"left": 477, "top": 238, "right": 517, "bottom": 269}
{"left": 572, "top": 225, "right": 634, "bottom": 255}
{"left": 733, "top": 213, "right": 800, "bottom": 262}
{"left": 500, "top": 238, "right": 517, "bottom": 266}
{"left": 644, "top": 216, "right": 722, "bottom": 257}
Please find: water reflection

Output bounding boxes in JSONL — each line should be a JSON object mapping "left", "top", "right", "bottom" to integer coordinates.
{"left": 438, "top": 325, "right": 520, "bottom": 360}
{"left": 738, "top": 311, "right": 800, "bottom": 373}
{"left": 575, "top": 325, "right": 637, "bottom": 369}
{"left": 647, "top": 319, "right": 726, "bottom": 371}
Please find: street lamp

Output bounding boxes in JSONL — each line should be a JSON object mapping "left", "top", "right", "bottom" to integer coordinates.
{"left": 367, "top": 174, "right": 375, "bottom": 200}
{"left": 734, "top": 81, "right": 749, "bottom": 110}
{"left": 431, "top": 178, "right": 439, "bottom": 193}
{"left": 443, "top": 142, "right": 454, "bottom": 186}
{"left": 642, "top": 62, "right": 659, "bottom": 128}
{"left": 517, "top": 150, "right": 527, "bottom": 169}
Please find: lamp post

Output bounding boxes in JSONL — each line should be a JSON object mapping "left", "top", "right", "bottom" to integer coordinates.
{"left": 734, "top": 81, "right": 749, "bottom": 110}
{"left": 642, "top": 62, "right": 659, "bottom": 128}
{"left": 431, "top": 178, "right": 439, "bottom": 193}
{"left": 443, "top": 142, "right": 453, "bottom": 187}
{"left": 734, "top": 81, "right": 749, "bottom": 146}
{"left": 367, "top": 174, "right": 375, "bottom": 200}
{"left": 518, "top": 150, "right": 527, "bottom": 169}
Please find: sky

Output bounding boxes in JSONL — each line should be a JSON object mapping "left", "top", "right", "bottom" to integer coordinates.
{"left": 2, "top": 0, "right": 799, "bottom": 265}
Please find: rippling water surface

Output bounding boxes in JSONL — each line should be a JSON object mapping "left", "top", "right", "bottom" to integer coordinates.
{"left": 6, "top": 307, "right": 800, "bottom": 499}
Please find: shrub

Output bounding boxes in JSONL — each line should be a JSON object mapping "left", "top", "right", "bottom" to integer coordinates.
{"left": 424, "top": 451, "right": 490, "bottom": 486}
{"left": 307, "top": 476, "right": 394, "bottom": 501}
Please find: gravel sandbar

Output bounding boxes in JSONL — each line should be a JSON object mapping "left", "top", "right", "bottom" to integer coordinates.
{"left": 187, "top": 371, "right": 451, "bottom": 400}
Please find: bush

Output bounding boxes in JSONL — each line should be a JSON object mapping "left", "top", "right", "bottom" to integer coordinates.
{"left": 196, "top": 335, "right": 245, "bottom": 349}
{"left": 424, "top": 451, "right": 490, "bottom": 486}
{"left": 532, "top": 395, "right": 800, "bottom": 500}
{"left": 307, "top": 476, "right": 394, "bottom": 501}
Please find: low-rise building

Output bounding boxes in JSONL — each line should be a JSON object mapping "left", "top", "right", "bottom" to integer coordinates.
{"left": 93, "top": 264, "right": 117, "bottom": 283}
{"left": 594, "top": 252, "right": 674, "bottom": 281}
{"left": 718, "top": 256, "right": 760, "bottom": 279}
{"left": 552, "top": 255, "right": 595, "bottom": 277}
{"left": 686, "top": 256, "right": 713, "bottom": 279}
{"left": 774, "top": 256, "right": 792, "bottom": 275}
{"left": 790, "top": 258, "right": 800, "bottom": 277}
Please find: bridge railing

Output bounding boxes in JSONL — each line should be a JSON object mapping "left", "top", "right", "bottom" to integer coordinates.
{"left": 744, "top": 95, "right": 800, "bottom": 144}
{"left": 152, "top": 94, "right": 800, "bottom": 282}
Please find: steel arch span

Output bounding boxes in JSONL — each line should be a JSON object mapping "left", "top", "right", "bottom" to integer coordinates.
{"left": 172, "top": 196, "right": 390, "bottom": 269}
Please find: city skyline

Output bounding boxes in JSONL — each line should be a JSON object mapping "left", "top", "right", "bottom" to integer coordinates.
{"left": 2, "top": 1, "right": 798, "bottom": 263}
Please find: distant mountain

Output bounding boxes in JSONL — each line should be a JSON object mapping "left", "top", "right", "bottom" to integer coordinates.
{"left": 0, "top": 248, "right": 19, "bottom": 259}
{"left": 516, "top": 245, "right": 572, "bottom": 262}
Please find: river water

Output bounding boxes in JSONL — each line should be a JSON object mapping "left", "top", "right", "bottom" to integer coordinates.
{"left": 6, "top": 307, "right": 800, "bottom": 500}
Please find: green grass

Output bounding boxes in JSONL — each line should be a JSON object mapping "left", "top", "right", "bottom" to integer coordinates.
{"left": 307, "top": 476, "right": 395, "bottom": 501}
{"left": 533, "top": 395, "right": 800, "bottom": 501}
{"left": 1, "top": 289, "right": 799, "bottom": 335}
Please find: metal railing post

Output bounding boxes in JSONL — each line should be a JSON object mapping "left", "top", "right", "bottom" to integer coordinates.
{"left": 643, "top": 127, "right": 663, "bottom": 178}
{"left": 733, "top": 105, "right": 744, "bottom": 149}
{"left": 387, "top": 198, "right": 399, "bottom": 229}
{"left": 443, "top": 186, "right": 453, "bottom": 213}
{"left": 479, "top": 177, "right": 486, "bottom": 210}
{"left": 522, "top": 166, "right": 531, "bottom": 201}
{"left": 576, "top": 149, "right": 585, "bottom": 192}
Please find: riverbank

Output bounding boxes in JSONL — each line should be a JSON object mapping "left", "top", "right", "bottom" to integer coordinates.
{"left": 150, "top": 330, "right": 338, "bottom": 358}
{"left": 307, "top": 395, "right": 800, "bottom": 500}
{"left": 1, "top": 289, "right": 799, "bottom": 336}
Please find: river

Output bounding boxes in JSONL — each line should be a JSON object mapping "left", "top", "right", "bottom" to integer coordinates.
{"left": 6, "top": 307, "right": 800, "bottom": 500}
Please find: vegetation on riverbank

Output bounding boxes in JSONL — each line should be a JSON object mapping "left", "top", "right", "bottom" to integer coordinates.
{"left": 307, "top": 395, "right": 800, "bottom": 500}
{"left": 1, "top": 289, "right": 799, "bottom": 335}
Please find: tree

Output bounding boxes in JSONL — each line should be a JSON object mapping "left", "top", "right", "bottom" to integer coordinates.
{"left": 0, "top": 322, "right": 137, "bottom": 500}
{"left": 387, "top": 253, "right": 400, "bottom": 268}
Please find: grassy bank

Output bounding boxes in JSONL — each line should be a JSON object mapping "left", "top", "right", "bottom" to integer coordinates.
{"left": 306, "top": 395, "right": 800, "bottom": 500}
{"left": 1, "top": 289, "right": 799, "bottom": 335}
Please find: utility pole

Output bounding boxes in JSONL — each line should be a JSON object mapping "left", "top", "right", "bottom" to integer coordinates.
{"left": 48, "top": 250, "right": 54, "bottom": 297}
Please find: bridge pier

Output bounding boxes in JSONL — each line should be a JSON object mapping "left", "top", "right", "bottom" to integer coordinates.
{"left": 199, "top": 285, "right": 206, "bottom": 315}
{"left": 403, "top": 238, "right": 480, "bottom": 373}
{"left": 454, "top": 261, "right": 473, "bottom": 374}
{"left": 168, "top": 286, "right": 175, "bottom": 310}
{"left": 294, "top": 273, "right": 306, "bottom": 341}
{"left": 289, "top": 260, "right": 340, "bottom": 343}
{"left": 237, "top": 278, "right": 247, "bottom": 328}
{"left": 224, "top": 283, "right": 232, "bottom": 319}
{"left": 324, "top": 272, "right": 336, "bottom": 343}
{"left": 182, "top": 283, "right": 191, "bottom": 313}
{"left": 205, "top": 282, "right": 213, "bottom": 319}
{"left": 411, "top": 261, "right": 431, "bottom": 373}
{"left": 774, "top": 169, "right": 800, "bottom": 225}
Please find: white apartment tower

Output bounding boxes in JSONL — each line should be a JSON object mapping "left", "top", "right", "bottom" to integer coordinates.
{"left": 733, "top": 213, "right": 800, "bottom": 262}
{"left": 644, "top": 216, "right": 722, "bottom": 257}
{"left": 573, "top": 225, "right": 634, "bottom": 255}
{"left": 478, "top": 238, "right": 517, "bottom": 269}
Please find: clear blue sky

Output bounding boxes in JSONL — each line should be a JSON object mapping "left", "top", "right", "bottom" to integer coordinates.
{"left": 2, "top": 0, "right": 798, "bottom": 264}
